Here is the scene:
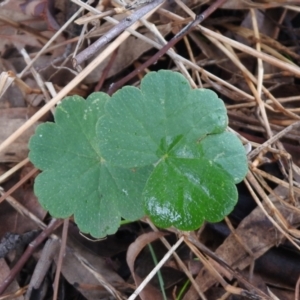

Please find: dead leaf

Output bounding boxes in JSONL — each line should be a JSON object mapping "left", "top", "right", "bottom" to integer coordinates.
{"left": 0, "top": 184, "right": 46, "bottom": 238}
{"left": 84, "top": 24, "right": 172, "bottom": 84}
{"left": 57, "top": 235, "right": 127, "bottom": 300}
{"left": 20, "top": 0, "right": 60, "bottom": 30}
{"left": 127, "top": 231, "right": 166, "bottom": 300}
{"left": 0, "top": 258, "right": 24, "bottom": 300}
{"left": 1, "top": 0, "right": 45, "bottom": 27}
{"left": 0, "top": 0, "right": 67, "bottom": 57}
{"left": 0, "top": 108, "right": 45, "bottom": 162}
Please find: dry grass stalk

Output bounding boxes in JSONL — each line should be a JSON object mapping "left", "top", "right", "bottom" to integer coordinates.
{"left": 128, "top": 236, "right": 185, "bottom": 300}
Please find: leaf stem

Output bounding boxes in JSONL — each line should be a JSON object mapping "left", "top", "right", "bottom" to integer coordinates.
{"left": 128, "top": 235, "right": 184, "bottom": 300}
{"left": 148, "top": 243, "right": 167, "bottom": 300}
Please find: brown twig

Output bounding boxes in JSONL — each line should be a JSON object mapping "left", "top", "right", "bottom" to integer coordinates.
{"left": 94, "top": 48, "right": 119, "bottom": 91}
{"left": 248, "top": 120, "right": 300, "bottom": 159}
{"left": 108, "top": 0, "right": 227, "bottom": 94}
{"left": 52, "top": 219, "right": 69, "bottom": 300}
{"left": 73, "top": 0, "right": 165, "bottom": 67}
{"left": 0, "top": 219, "right": 63, "bottom": 295}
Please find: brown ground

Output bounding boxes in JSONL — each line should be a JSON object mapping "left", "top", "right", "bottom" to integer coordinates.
{"left": 0, "top": 0, "right": 300, "bottom": 299}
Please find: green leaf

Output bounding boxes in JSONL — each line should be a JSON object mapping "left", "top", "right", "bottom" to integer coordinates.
{"left": 98, "top": 70, "right": 248, "bottom": 230}
{"left": 197, "top": 131, "right": 248, "bottom": 184}
{"left": 98, "top": 70, "right": 228, "bottom": 168}
{"left": 29, "top": 70, "right": 248, "bottom": 236}
{"left": 143, "top": 132, "right": 247, "bottom": 230}
{"left": 29, "top": 93, "right": 151, "bottom": 238}
{"left": 143, "top": 157, "right": 237, "bottom": 230}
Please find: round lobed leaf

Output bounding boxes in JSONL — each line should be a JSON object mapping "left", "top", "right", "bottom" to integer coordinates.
{"left": 29, "top": 93, "right": 151, "bottom": 238}
{"left": 98, "top": 70, "right": 248, "bottom": 230}
{"left": 29, "top": 70, "right": 248, "bottom": 236}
